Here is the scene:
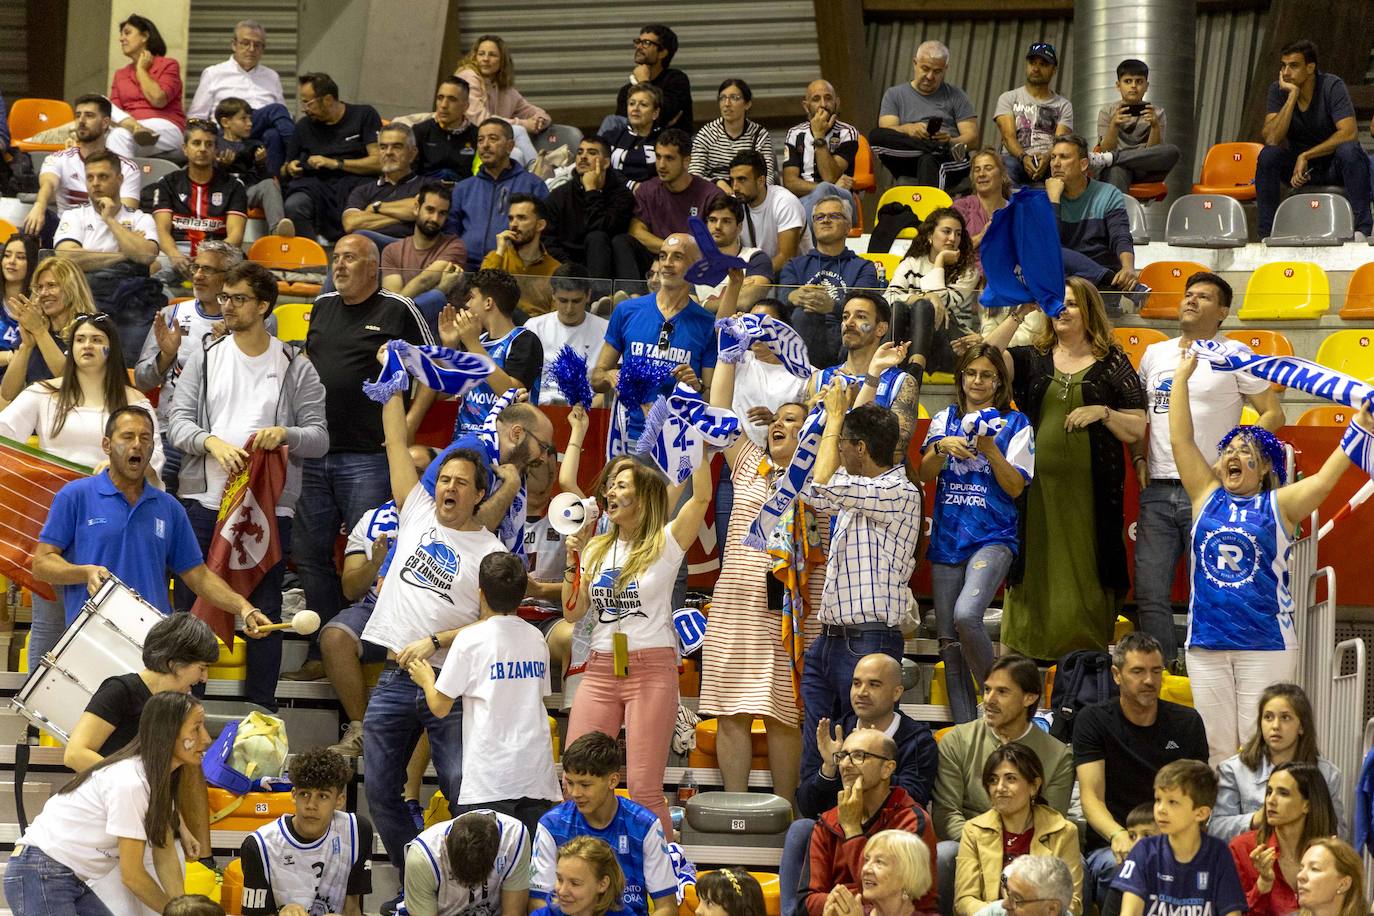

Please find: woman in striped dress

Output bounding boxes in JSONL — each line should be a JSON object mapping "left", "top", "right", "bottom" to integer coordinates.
{"left": 698, "top": 273, "right": 826, "bottom": 809}
{"left": 691, "top": 79, "right": 776, "bottom": 193}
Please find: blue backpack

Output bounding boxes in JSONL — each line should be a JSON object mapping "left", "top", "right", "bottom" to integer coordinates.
{"left": 1048, "top": 650, "right": 1118, "bottom": 743}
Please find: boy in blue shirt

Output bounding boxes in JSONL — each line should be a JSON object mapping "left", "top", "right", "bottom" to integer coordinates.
{"left": 1114, "top": 760, "right": 1245, "bottom": 916}
{"left": 530, "top": 732, "right": 676, "bottom": 916}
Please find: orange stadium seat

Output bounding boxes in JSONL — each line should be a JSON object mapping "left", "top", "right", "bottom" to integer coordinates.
{"left": 10, "top": 98, "right": 74, "bottom": 152}
{"left": 1112, "top": 326, "right": 1168, "bottom": 370}
{"left": 1224, "top": 329, "right": 1293, "bottom": 390}
{"left": 1137, "top": 260, "right": 1208, "bottom": 319}
{"left": 1339, "top": 262, "right": 1374, "bottom": 320}
{"left": 248, "top": 235, "right": 327, "bottom": 297}
{"left": 1192, "top": 142, "right": 1263, "bottom": 201}
{"left": 1128, "top": 182, "right": 1168, "bottom": 203}
{"left": 1297, "top": 405, "right": 1354, "bottom": 427}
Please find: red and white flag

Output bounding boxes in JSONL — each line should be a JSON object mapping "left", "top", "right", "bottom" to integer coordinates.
{"left": 0, "top": 436, "right": 89, "bottom": 600}
{"left": 192, "top": 434, "right": 288, "bottom": 646}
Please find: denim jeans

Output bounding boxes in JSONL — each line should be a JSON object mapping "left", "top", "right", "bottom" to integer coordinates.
{"left": 798, "top": 626, "right": 904, "bottom": 796}
{"left": 4, "top": 844, "right": 114, "bottom": 915}
{"left": 293, "top": 453, "right": 392, "bottom": 660}
{"left": 28, "top": 592, "right": 67, "bottom": 671}
{"left": 178, "top": 502, "right": 292, "bottom": 710}
{"left": 1085, "top": 844, "right": 1120, "bottom": 908}
{"left": 251, "top": 102, "right": 296, "bottom": 177}
{"left": 363, "top": 666, "right": 464, "bottom": 867}
{"left": 779, "top": 817, "right": 816, "bottom": 916}
{"left": 931, "top": 544, "right": 1012, "bottom": 723}
{"left": 1132, "top": 482, "right": 1192, "bottom": 663}
{"left": 1256, "top": 140, "right": 1373, "bottom": 236}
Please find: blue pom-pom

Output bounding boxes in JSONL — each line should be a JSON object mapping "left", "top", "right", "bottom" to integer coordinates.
{"left": 618, "top": 357, "right": 674, "bottom": 407}
{"left": 549, "top": 345, "right": 594, "bottom": 408}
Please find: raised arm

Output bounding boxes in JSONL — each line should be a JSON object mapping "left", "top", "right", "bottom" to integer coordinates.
{"left": 1275, "top": 402, "right": 1372, "bottom": 530}
{"left": 381, "top": 390, "right": 419, "bottom": 508}
{"left": 669, "top": 457, "right": 714, "bottom": 551}
{"left": 812, "top": 378, "right": 848, "bottom": 485}
{"left": 1168, "top": 351, "right": 1222, "bottom": 506}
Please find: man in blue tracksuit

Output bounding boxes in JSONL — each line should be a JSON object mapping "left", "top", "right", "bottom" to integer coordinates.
{"left": 779, "top": 193, "right": 880, "bottom": 369}
{"left": 446, "top": 117, "right": 548, "bottom": 270}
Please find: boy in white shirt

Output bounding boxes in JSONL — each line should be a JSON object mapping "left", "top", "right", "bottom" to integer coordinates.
{"left": 409, "top": 552, "right": 562, "bottom": 835}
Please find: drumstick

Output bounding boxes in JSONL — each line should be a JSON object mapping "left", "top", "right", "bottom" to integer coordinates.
{"left": 253, "top": 610, "right": 321, "bottom": 635}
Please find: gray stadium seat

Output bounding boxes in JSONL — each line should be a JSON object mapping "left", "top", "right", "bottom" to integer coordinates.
{"left": 1264, "top": 192, "right": 1355, "bottom": 247}
{"left": 535, "top": 123, "right": 583, "bottom": 155}
{"left": 1123, "top": 194, "right": 1150, "bottom": 245}
{"left": 134, "top": 156, "right": 181, "bottom": 186}
{"left": 1165, "top": 194, "right": 1248, "bottom": 248}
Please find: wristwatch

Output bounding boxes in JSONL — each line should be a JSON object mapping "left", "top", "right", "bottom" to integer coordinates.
{"left": 934, "top": 440, "right": 944, "bottom": 456}
{"left": 812, "top": 138, "right": 827, "bottom": 148}
{"left": 370, "top": 201, "right": 383, "bottom": 214}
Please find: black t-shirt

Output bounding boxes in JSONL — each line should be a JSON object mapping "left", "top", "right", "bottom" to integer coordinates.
{"left": 239, "top": 814, "right": 374, "bottom": 915}
{"left": 1266, "top": 72, "right": 1356, "bottom": 153}
{"left": 83, "top": 672, "right": 152, "bottom": 757}
{"left": 616, "top": 68, "right": 694, "bottom": 132}
{"left": 305, "top": 287, "right": 433, "bottom": 453}
{"left": 500, "top": 327, "right": 544, "bottom": 390}
{"left": 1072, "top": 698, "right": 1209, "bottom": 849}
{"left": 150, "top": 170, "right": 249, "bottom": 254}
{"left": 285, "top": 103, "right": 383, "bottom": 180}
{"left": 343, "top": 173, "right": 426, "bottom": 238}
{"left": 413, "top": 119, "right": 479, "bottom": 179}
{"left": 602, "top": 125, "right": 660, "bottom": 184}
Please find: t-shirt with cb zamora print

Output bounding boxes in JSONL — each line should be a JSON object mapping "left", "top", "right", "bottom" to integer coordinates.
{"left": 360, "top": 482, "right": 505, "bottom": 668}
{"left": 1112, "top": 833, "right": 1245, "bottom": 916}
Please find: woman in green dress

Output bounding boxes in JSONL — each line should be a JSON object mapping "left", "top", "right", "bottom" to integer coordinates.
{"left": 983, "top": 277, "right": 1146, "bottom": 659}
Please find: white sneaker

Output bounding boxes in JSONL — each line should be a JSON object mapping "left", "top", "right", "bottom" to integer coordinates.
{"left": 329, "top": 721, "right": 364, "bottom": 757}
{"left": 1088, "top": 150, "right": 1115, "bottom": 173}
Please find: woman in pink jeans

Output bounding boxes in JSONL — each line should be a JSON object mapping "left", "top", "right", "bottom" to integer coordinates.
{"left": 562, "top": 455, "right": 712, "bottom": 834}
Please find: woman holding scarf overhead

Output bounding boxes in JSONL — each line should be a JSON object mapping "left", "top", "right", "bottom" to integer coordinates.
{"left": 1169, "top": 350, "right": 1374, "bottom": 765}
{"left": 700, "top": 271, "right": 828, "bottom": 809}
{"left": 983, "top": 278, "right": 1145, "bottom": 660}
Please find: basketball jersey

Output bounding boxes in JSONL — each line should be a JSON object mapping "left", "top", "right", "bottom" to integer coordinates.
{"left": 455, "top": 327, "right": 541, "bottom": 435}
{"left": 1187, "top": 487, "right": 1295, "bottom": 651}
{"left": 246, "top": 811, "right": 360, "bottom": 916}
{"left": 812, "top": 364, "right": 907, "bottom": 410}
{"left": 402, "top": 811, "right": 530, "bottom": 916}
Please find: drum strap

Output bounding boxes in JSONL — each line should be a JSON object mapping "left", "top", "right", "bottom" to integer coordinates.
{"left": 14, "top": 726, "right": 36, "bottom": 833}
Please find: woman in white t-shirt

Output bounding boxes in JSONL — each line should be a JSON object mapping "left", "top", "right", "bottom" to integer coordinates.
{"left": 4, "top": 691, "right": 212, "bottom": 914}
{"left": 0, "top": 312, "right": 163, "bottom": 664}
{"left": 562, "top": 454, "right": 712, "bottom": 835}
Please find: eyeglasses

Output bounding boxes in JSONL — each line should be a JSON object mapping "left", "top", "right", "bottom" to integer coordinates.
{"left": 1001, "top": 875, "right": 1052, "bottom": 911}
{"left": 233, "top": 38, "right": 265, "bottom": 50}
{"left": 633, "top": 37, "right": 662, "bottom": 49}
{"left": 962, "top": 369, "right": 999, "bottom": 382}
{"left": 812, "top": 212, "right": 849, "bottom": 223}
{"left": 657, "top": 320, "right": 674, "bottom": 352}
{"left": 832, "top": 749, "right": 892, "bottom": 765}
{"left": 191, "top": 263, "right": 227, "bottom": 275}
{"left": 216, "top": 293, "right": 259, "bottom": 307}
{"left": 526, "top": 428, "right": 558, "bottom": 459}
{"left": 718, "top": 94, "right": 746, "bottom": 103}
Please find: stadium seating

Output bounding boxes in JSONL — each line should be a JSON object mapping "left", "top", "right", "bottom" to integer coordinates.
{"left": 535, "top": 123, "right": 583, "bottom": 156}
{"left": 1264, "top": 193, "right": 1355, "bottom": 247}
{"left": 9, "top": 98, "right": 74, "bottom": 152}
{"left": 1128, "top": 182, "right": 1168, "bottom": 203}
{"left": 1165, "top": 194, "right": 1248, "bottom": 248}
{"left": 1338, "top": 262, "right": 1374, "bottom": 320}
{"left": 1192, "top": 142, "right": 1262, "bottom": 201}
{"left": 851, "top": 135, "right": 877, "bottom": 194}
{"left": 1123, "top": 195, "right": 1150, "bottom": 245}
{"left": 1223, "top": 329, "right": 1293, "bottom": 390}
{"left": 1314, "top": 330, "right": 1374, "bottom": 384}
{"left": 273, "top": 302, "right": 312, "bottom": 344}
{"left": 135, "top": 156, "right": 181, "bottom": 187}
{"left": 1297, "top": 405, "right": 1354, "bottom": 427}
{"left": 1137, "top": 260, "right": 1208, "bottom": 319}
{"left": 1112, "top": 326, "right": 1167, "bottom": 369}
{"left": 248, "top": 235, "right": 328, "bottom": 297}
{"left": 1237, "top": 262, "right": 1329, "bottom": 320}
{"left": 860, "top": 252, "right": 900, "bottom": 286}
{"left": 875, "top": 185, "right": 953, "bottom": 238}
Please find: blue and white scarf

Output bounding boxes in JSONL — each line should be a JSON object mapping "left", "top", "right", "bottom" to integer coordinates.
{"left": 1342, "top": 416, "right": 1374, "bottom": 480}
{"left": 606, "top": 357, "right": 676, "bottom": 460}
{"left": 960, "top": 406, "right": 1006, "bottom": 442}
{"left": 479, "top": 387, "right": 527, "bottom": 556}
{"left": 1191, "top": 338, "right": 1374, "bottom": 409}
{"left": 363, "top": 340, "right": 495, "bottom": 403}
{"left": 743, "top": 402, "right": 827, "bottom": 550}
{"left": 716, "top": 313, "right": 813, "bottom": 380}
{"left": 636, "top": 383, "right": 741, "bottom": 484}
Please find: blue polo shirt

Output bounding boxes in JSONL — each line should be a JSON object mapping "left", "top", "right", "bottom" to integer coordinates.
{"left": 604, "top": 293, "right": 718, "bottom": 442}
{"left": 39, "top": 472, "right": 203, "bottom": 623}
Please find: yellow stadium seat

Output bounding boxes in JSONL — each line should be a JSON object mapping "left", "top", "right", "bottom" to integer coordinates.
{"left": 918, "top": 401, "right": 930, "bottom": 420}
{"left": 1238, "top": 262, "right": 1329, "bottom": 320}
{"left": 695, "top": 717, "right": 768, "bottom": 757}
{"left": 681, "top": 873, "right": 781, "bottom": 916}
{"left": 273, "top": 302, "right": 312, "bottom": 343}
{"left": 1315, "top": 330, "right": 1374, "bottom": 385}
{"left": 1160, "top": 672, "right": 1193, "bottom": 707}
{"left": 875, "top": 185, "right": 954, "bottom": 239}
{"left": 221, "top": 857, "right": 243, "bottom": 914}
{"left": 1137, "top": 261, "right": 1209, "bottom": 319}
{"left": 860, "top": 252, "right": 900, "bottom": 286}
{"left": 1112, "top": 327, "right": 1168, "bottom": 370}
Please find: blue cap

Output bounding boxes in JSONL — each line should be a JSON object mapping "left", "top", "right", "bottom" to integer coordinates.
{"left": 1027, "top": 42, "right": 1058, "bottom": 66}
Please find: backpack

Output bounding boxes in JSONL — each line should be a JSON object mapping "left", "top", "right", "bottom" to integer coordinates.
{"left": 1047, "top": 650, "right": 1118, "bottom": 743}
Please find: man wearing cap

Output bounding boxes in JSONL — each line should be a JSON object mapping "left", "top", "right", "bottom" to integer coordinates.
{"left": 869, "top": 41, "right": 979, "bottom": 186}
{"left": 994, "top": 43, "right": 1074, "bottom": 186}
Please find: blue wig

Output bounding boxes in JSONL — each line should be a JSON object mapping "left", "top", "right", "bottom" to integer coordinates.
{"left": 1217, "top": 425, "right": 1287, "bottom": 485}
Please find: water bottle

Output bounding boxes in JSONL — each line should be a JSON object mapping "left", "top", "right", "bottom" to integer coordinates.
{"left": 677, "top": 769, "right": 699, "bottom": 804}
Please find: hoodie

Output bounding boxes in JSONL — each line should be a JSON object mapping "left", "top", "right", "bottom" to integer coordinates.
{"left": 543, "top": 168, "right": 636, "bottom": 263}
{"left": 779, "top": 248, "right": 881, "bottom": 370}
{"left": 445, "top": 160, "right": 550, "bottom": 270}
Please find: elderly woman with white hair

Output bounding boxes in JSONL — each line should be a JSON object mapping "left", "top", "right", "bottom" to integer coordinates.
{"left": 822, "top": 829, "right": 936, "bottom": 916}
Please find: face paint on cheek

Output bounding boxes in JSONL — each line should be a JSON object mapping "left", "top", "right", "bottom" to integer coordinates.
{"left": 1247, "top": 459, "right": 1256, "bottom": 470}
{"left": 857, "top": 323, "right": 872, "bottom": 334}
{"left": 102, "top": 347, "right": 109, "bottom": 357}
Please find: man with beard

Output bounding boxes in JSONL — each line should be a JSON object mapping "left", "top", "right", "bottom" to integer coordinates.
{"left": 479, "top": 194, "right": 562, "bottom": 317}
{"left": 543, "top": 136, "right": 635, "bottom": 285}
{"left": 442, "top": 269, "right": 546, "bottom": 435}
{"left": 728, "top": 150, "right": 808, "bottom": 275}
{"left": 413, "top": 77, "right": 479, "bottom": 180}
{"left": 53, "top": 151, "right": 159, "bottom": 273}
{"left": 150, "top": 119, "right": 248, "bottom": 274}
{"left": 282, "top": 72, "right": 382, "bottom": 242}
{"left": 783, "top": 79, "right": 863, "bottom": 217}
{"left": 166, "top": 261, "right": 328, "bottom": 710}
{"left": 691, "top": 195, "right": 771, "bottom": 313}
{"left": 995, "top": 43, "right": 1074, "bottom": 186}
{"left": 23, "top": 94, "right": 140, "bottom": 243}
{"left": 622, "top": 129, "right": 722, "bottom": 278}
{"left": 782, "top": 195, "right": 880, "bottom": 369}
{"left": 380, "top": 182, "right": 467, "bottom": 332}
{"left": 446, "top": 118, "right": 548, "bottom": 270}
{"left": 610, "top": 24, "right": 693, "bottom": 133}
{"left": 342, "top": 122, "right": 426, "bottom": 244}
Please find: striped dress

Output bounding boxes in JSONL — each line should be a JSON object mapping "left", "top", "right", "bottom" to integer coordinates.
{"left": 690, "top": 118, "right": 777, "bottom": 184}
{"left": 699, "top": 442, "right": 828, "bottom": 726}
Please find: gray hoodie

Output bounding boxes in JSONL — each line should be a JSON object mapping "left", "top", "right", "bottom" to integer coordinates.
{"left": 167, "top": 334, "right": 329, "bottom": 510}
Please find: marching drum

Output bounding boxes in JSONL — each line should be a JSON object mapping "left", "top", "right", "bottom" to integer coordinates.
{"left": 10, "top": 576, "right": 165, "bottom": 742}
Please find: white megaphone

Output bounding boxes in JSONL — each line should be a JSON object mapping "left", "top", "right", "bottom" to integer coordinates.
{"left": 549, "top": 492, "right": 600, "bottom": 535}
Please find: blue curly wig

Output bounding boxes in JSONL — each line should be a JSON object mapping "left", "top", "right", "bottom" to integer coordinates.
{"left": 1217, "top": 425, "right": 1287, "bottom": 485}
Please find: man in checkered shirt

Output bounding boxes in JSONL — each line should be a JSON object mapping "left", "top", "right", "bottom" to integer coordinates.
{"left": 797, "top": 380, "right": 923, "bottom": 791}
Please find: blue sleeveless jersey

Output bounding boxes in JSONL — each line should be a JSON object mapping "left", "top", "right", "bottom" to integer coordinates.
{"left": 454, "top": 327, "right": 540, "bottom": 436}
{"left": 813, "top": 364, "right": 907, "bottom": 409}
{"left": 1187, "top": 487, "right": 1295, "bottom": 651}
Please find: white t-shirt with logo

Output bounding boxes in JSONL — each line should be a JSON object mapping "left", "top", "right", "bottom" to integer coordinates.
{"left": 54, "top": 204, "right": 157, "bottom": 254}
{"left": 733, "top": 354, "right": 809, "bottom": 449}
{"left": 1139, "top": 335, "right": 1269, "bottom": 480}
{"left": 362, "top": 484, "right": 506, "bottom": 667}
{"left": 524, "top": 312, "right": 610, "bottom": 406}
{"left": 742, "top": 186, "right": 810, "bottom": 261}
{"left": 20, "top": 757, "right": 149, "bottom": 882}
{"left": 434, "top": 615, "right": 562, "bottom": 804}
{"left": 40, "top": 145, "right": 141, "bottom": 212}
{"left": 583, "top": 526, "right": 684, "bottom": 652}
{"left": 187, "top": 338, "right": 291, "bottom": 512}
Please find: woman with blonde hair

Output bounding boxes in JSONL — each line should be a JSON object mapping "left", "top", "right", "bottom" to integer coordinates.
{"left": 952, "top": 149, "right": 1011, "bottom": 258}
{"left": 823, "top": 830, "right": 935, "bottom": 916}
{"left": 562, "top": 452, "right": 712, "bottom": 834}
{"left": 533, "top": 837, "right": 626, "bottom": 916}
{"left": 453, "top": 34, "right": 550, "bottom": 166}
{"left": 983, "top": 278, "right": 1146, "bottom": 659}
{"left": 0, "top": 257, "right": 97, "bottom": 402}
{"left": 1295, "top": 837, "right": 1365, "bottom": 916}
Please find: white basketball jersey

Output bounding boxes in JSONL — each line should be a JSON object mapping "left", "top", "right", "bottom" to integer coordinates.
{"left": 409, "top": 811, "right": 530, "bottom": 916}
{"left": 248, "top": 811, "right": 359, "bottom": 915}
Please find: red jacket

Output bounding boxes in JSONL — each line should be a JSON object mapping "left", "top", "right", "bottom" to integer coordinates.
{"left": 1229, "top": 830, "right": 1298, "bottom": 916}
{"left": 801, "top": 787, "right": 939, "bottom": 916}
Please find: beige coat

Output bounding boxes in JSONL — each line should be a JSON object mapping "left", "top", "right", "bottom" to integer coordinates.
{"left": 953, "top": 804, "right": 1083, "bottom": 916}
